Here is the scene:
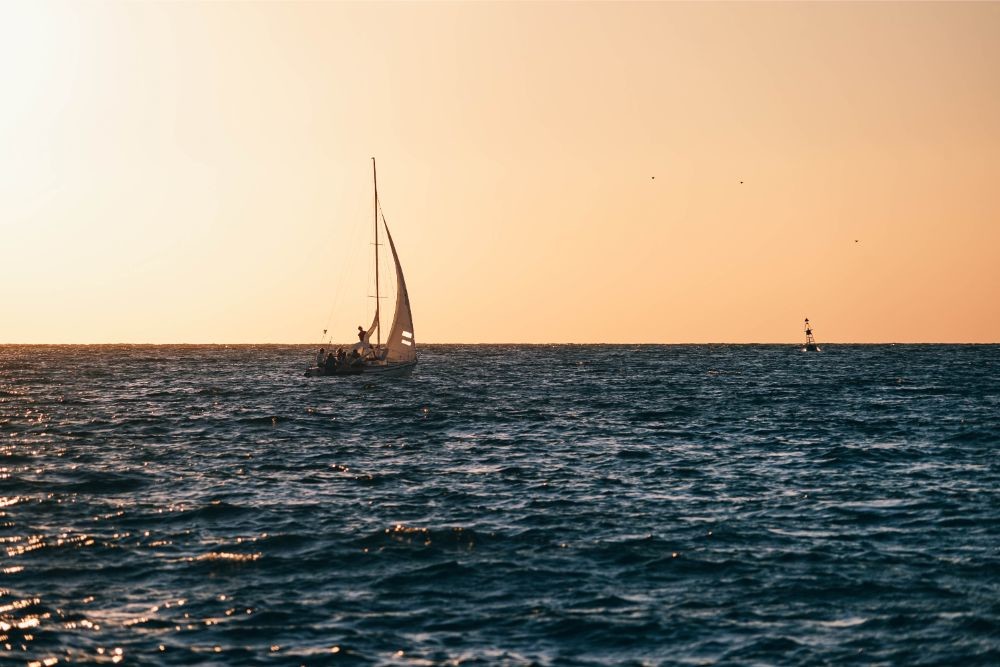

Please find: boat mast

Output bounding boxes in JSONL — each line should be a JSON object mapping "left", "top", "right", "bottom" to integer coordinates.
{"left": 373, "top": 157, "right": 380, "bottom": 349}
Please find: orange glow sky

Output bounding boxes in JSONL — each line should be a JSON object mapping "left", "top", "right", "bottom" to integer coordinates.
{"left": 2, "top": 1, "right": 998, "bottom": 343}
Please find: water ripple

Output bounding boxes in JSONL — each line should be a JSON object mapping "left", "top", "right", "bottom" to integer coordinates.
{"left": 1, "top": 344, "right": 998, "bottom": 664}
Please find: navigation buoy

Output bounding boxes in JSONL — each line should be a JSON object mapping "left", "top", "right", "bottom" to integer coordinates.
{"left": 803, "top": 318, "right": 820, "bottom": 352}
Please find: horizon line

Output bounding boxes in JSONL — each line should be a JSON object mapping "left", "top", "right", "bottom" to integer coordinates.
{"left": 2, "top": 341, "right": 998, "bottom": 346}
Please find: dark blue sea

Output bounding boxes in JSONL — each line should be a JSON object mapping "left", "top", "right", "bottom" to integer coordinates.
{"left": 2, "top": 345, "right": 998, "bottom": 666}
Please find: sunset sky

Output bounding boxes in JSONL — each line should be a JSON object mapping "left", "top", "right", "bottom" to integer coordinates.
{"left": 2, "top": 1, "right": 998, "bottom": 344}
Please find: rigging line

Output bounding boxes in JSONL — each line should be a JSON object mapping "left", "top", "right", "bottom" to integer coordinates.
{"left": 367, "top": 225, "right": 374, "bottom": 330}
{"left": 375, "top": 200, "right": 402, "bottom": 340}
{"left": 320, "top": 200, "right": 366, "bottom": 345}
{"left": 372, "top": 197, "right": 396, "bottom": 331}
{"left": 376, "top": 195, "right": 388, "bottom": 225}
{"left": 373, "top": 157, "right": 381, "bottom": 349}
{"left": 375, "top": 199, "right": 395, "bottom": 289}
{"left": 322, "top": 235, "right": 358, "bottom": 336}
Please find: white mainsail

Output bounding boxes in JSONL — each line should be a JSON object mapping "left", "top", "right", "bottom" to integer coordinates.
{"left": 382, "top": 222, "right": 415, "bottom": 363}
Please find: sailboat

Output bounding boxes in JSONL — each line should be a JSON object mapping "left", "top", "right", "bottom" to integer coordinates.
{"left": 306, "top": 159, "right": 417, "bottom": 377}
{"left": 803, "top": 318, "right": 820, "bottom": 352}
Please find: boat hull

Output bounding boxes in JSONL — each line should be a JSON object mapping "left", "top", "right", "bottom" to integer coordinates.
{"left": 305, "top": 359, "right": 417, "bottom": 378}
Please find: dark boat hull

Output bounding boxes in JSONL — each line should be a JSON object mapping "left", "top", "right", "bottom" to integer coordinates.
{"left": 305, "top": 359, "right": 417, "bottom": 378}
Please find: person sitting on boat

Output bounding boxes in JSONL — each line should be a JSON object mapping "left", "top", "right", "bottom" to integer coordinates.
{"left": 324, "top": 352, "right": 337, "bottom": 375}
{"left": 316, "top": 347, "right": 325, "bottom": 368}
{"left": 336, "top": 348, "right": 346, "bottom": 364}
{"left": 349, "top": 348, "right": 364, "bottom": 367}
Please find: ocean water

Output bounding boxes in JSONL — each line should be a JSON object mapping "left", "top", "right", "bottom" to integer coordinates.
{"left": 1, "top": 344, "right": 998, "bottom": 666}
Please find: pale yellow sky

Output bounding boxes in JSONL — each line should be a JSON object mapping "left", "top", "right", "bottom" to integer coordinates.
{"left": 2, "top": 1, "right": 998, "bottom": 343}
